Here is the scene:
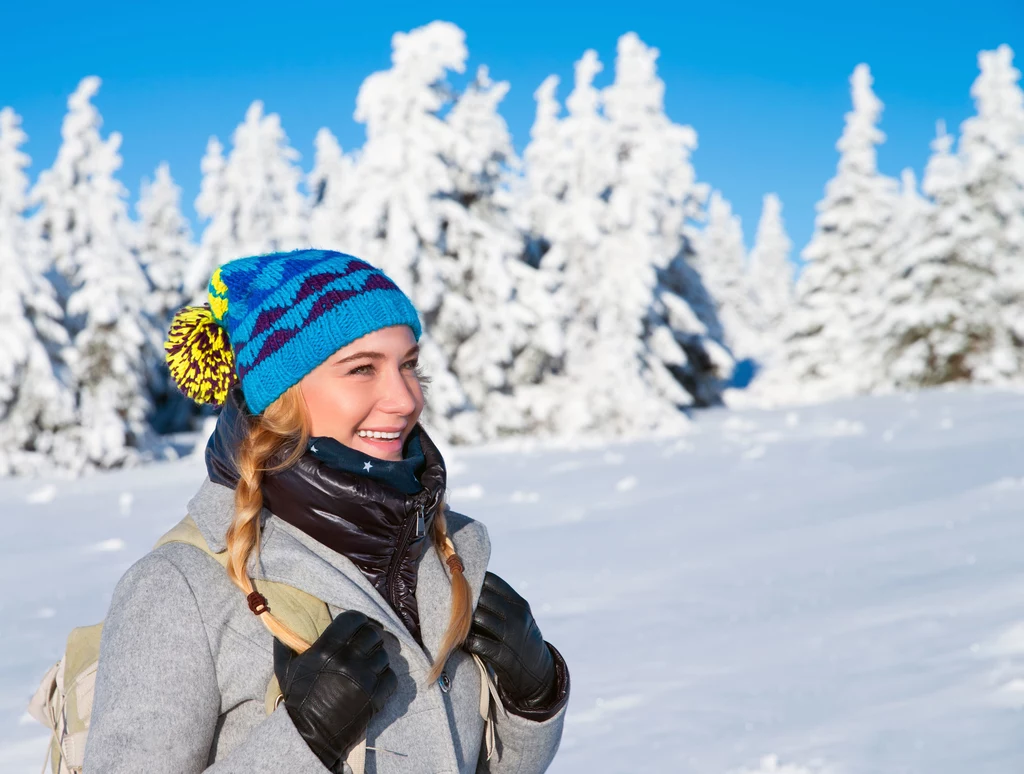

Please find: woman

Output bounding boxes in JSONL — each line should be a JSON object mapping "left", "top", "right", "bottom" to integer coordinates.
{"left": 83, "top": 249, "right": 569, "bottom": 773}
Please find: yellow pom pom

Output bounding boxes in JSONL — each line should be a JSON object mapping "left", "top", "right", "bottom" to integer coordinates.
{"left": 164, "top": 305, "right": 237, "bottom": 407}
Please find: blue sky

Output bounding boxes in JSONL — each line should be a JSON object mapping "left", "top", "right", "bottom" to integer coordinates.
{"left": 1, "top": 0, "right": 1021, "bottom": 256}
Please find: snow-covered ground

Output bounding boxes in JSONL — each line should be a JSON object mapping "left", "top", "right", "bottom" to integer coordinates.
{"left": 2, "top": 387, "right": 1024, "bottom": 773}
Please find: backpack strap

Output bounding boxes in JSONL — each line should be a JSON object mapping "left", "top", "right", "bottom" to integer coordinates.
{"left": 156, "top": 516, "right": 368, "bottom": 774}
{"left": 154, "top": 516, "right": 333, "bottom": 647}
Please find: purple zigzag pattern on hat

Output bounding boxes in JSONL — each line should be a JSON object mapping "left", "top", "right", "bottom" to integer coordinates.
{"left": 294, "top": 260, "right": 374, "bottom": 303}
{"left": 249, "top": 306, "right": 288, "bottom": 338}
{"left": 242, "top": 259, "right": 375, "bottom": 340}
{"left": 236, "top": 272, "right": 400, "bottom": 380}
{"left": 230, "top": 254, "right": 334, "bottom": 321}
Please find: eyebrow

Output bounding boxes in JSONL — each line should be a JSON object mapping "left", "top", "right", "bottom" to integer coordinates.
{"left": 332, "top": 345, "right": 420, "bottom": 366}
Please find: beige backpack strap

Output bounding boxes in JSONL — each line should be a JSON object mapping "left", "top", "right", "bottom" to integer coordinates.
{"left": 472, "top": 653, "right": 505, "bottom": 761}
{"left": 155, "top": 516, "right": 331, "bottom": 643}
{"left": 345, "top": 739, "right": 367, "bottom": 774}
{"left": 27, "top": 659, "right": 63, "bottom": 774}
{"left": 157, "top": 517, "right": 367, "bottom": 772}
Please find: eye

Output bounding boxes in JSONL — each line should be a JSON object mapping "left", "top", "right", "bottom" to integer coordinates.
{"left": 402, "top": 359, "right": 419, "bottom": 370}
{"left": 348, "top": 364, "right": 374, "bottom": 375}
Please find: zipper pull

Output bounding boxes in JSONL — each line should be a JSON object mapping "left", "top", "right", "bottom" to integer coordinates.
{"left": 416, "top": 504, "right": 425, "bottom": 537}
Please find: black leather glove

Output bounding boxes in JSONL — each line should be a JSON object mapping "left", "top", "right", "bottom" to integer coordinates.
{"left": 273, "top": 610, "right": 397, "bottom": 773}
{"left": 464, "top": 572, "right": 567, "bottom": 720}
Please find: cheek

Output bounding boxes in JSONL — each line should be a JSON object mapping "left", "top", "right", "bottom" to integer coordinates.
{"left": 301, "top": 379, "right": 361, "bottom": 438}
{"left": 409, "top": 377, "right": 426, "bottom": 415}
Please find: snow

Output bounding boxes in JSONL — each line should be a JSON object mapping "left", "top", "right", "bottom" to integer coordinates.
{"left": 3, "top": 387, "right": 1024, "bottom": 772}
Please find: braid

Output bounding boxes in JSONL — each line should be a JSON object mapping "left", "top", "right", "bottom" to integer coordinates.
{"left": 428, "top": 498, "right": 472, "bottom": 683}
{"left": 225, "top": 385, "right": 312, "bottom": 654}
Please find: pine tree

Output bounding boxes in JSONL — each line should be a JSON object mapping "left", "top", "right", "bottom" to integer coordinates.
{"left": 959, "top": 45, "right": 1024, "bottom": 379}
{"left": 780, "top": 64, "right": 898, "bottom": 401}
{"left": 185, "top": 137, "right": 230, "bottom": 297}
{"left": 602, "top": 33, "right": 730, "bottom": 416}
{"left": 870, "top": 47, "right": 1024, "bottom": 389}
{"left": 867, "top": 163, "right": 956, "bottom": 389}
{"left": 436, "top": 65, "right": 548, "bottom": 438}
{"left": 136, "top": 162, "right": 195, "bottom": 432}
{"left": 747, "top": 193, "right": 794, "bottom": 357}
{"left": 692, "top": 191, "right": 758, "bottom": 360}
{"left": 519, "top": 37, "right": 730, "bottom": 436}
{"left": 187, "top": 102, "right": 309, "bottom": 299}
{"left": 31, "top": 77, "right": 152, "bottom": 469}
{"left": 343, "top": 21, "right": 477, "bottom": 440}
{"left": 137, "top": 162, "right": 191, "bottom": 324}
{"left": 0, "top": 107, "right": 74, "bottom": 475}
{"left": 308, "top": 128, "right": 354, "bottom": 250}
{"left": 877, "top": 128, "right": 1017, "bottom": 388}
{"left": 520, "top": 49, "right": 621, "bottom": 434}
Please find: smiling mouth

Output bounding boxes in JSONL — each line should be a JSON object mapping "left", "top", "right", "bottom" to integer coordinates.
{"left": 355, "top": 434, "right": 404, "bottom": 454}
{"left": 356, "top": 430, "right": 403, "bottom": 440}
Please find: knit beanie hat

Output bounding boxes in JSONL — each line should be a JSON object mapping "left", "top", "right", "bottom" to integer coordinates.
{"left": 165, "top": 249, "right": 422, "bottom": 414}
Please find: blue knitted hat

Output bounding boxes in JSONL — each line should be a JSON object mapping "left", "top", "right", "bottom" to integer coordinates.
{"left": 165, "top": 249, "right": 422, "bottom": 414}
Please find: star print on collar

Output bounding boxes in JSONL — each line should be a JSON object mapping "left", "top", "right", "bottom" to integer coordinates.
{"left": 363, "top": 461, "right": 373, "bottom": 472}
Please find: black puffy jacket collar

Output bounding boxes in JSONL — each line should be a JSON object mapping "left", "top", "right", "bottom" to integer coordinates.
{"left": 204, "top": 389, "right": 446, "bottom": 645}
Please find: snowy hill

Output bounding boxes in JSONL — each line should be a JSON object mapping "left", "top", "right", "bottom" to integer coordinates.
{"left": 2, "top": 388, "right": 1024, "bottom": 773}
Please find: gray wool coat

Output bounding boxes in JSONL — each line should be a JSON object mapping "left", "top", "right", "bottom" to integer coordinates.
{"left": 82, "top": 478, "right": 566, "bottom": 773}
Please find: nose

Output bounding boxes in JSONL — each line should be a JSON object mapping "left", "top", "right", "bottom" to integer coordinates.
{"left": 376, "top": 361, "right": 418, "bottom": 416}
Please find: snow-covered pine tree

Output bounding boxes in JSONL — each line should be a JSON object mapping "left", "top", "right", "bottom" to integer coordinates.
{"left": 31, "top": 77, "right": 153, "bottom": 469}
{"left": 519, "top": 49, "right": 620, "bottom": 434}
{"left": 0, "top": 107, "right": 75, "bottom": 475}
{"left": 137, "top": 162, "right": 191, "bottom": 324}
{"left": 958, "top": 45, "right": 1024, "bottom": 380}
{"left": 436, "top": 65, "right": 555, "bottom": 438}
{"left": 186, "top": 102, "right": 309, "bottom": 300}
{"left": 746, "top": 193, "right": 794, "bottom": 356}
{"left": 601, "top": 33, "right": 732, "bottom": 421}
{"left": 866, "top": 163, "right": 959, "bottom": 389}
{"left": 779, "top": 64, "right": 898, "bottom": 401}
{"left": 520, "top": 36, "right": 730, "bottom": 436}
{"left": 877, "top": 128, "right": 1018, "bottom": 389}
{"left": 308, "top": 128, "right": 354, "bottom": 250}
{"left": 870, "top": 47, "right": 1024, "bottom": 390}
{"left": 342, "top": 21, "right": 478, "bottom": 441}
{"left": 186, "top": 137, "right": 230, "bottom": 296}
{"left": 691, "top": 190, "right": 758, "bottom": 360}
{"left": 136, "top": 162, "right": 195, "bottom": 432}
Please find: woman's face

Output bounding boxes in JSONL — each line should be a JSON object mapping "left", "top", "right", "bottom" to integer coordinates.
{"left": 299, "top": 325, "right": 424, "bottom": 462}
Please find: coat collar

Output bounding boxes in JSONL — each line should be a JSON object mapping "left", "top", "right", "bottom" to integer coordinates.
{"left": 185, "top": 478, "right": 490, "bottom": 667}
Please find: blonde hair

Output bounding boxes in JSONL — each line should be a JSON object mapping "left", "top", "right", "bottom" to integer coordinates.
{"left": 225, "top": 384, "right": 471, "bottom": 682}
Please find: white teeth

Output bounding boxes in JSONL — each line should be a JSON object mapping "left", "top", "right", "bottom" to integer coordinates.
{"left": 358, "top": 430, "right": 400, "bottom": 440}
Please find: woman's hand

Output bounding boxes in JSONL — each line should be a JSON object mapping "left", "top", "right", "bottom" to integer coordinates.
{"left": 274, "top": 610, "right": 397, "bottom": 773}
{"left": 464, "top": 572, "right": 563, "bottom": 716}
